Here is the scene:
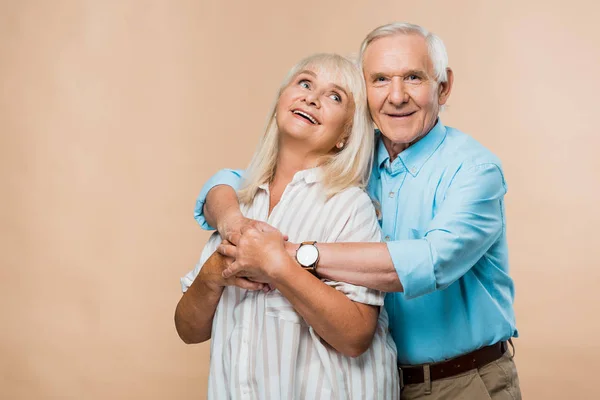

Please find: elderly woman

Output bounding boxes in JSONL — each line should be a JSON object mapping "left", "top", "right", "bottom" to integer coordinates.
{"left": 175, "top": 53, "right": 398, "bottom": 399}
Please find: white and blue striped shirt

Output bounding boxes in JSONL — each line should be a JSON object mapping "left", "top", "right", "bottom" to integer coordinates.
{"left": 182, "top": 168, "right": 398, "bottom": 399}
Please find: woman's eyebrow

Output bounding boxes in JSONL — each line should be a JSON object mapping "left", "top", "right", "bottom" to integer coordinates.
{"left": 298, "top": 69, "right": 348, "bottom": 96}
{"left": 331, "top": 84, "right": 348, "bottom": 97}
{"left": 297, "top": 70, "right": 317, "bottom": 77}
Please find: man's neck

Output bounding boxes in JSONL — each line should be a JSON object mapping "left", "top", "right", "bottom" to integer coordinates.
{"left": 381, "top": 120, "right": 438, "bottom": 162}
{"left": 382, "top": 139, "right": 411, "bottom": 162}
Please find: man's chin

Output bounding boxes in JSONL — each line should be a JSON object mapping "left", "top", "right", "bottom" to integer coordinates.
{"left": 380, "top": 128, "right": 417, "bottom": 144}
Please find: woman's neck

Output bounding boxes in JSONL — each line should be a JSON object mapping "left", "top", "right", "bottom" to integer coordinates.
{"left": 268, "top": 146, "right": 319, "bottom": 215}
{"left": 272, "top": 146, "right": 319, "bottom": 187}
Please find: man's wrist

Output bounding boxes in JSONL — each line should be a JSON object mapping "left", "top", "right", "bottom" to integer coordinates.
{"left": 217, "top": 207, "right": 243, "bottom": 236}
{"left": 285, "top": 241, "right": 298, "bottom": 259}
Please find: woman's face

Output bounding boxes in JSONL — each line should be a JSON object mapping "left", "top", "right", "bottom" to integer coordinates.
{"left": 275, "top": 68, "right": 354, "bottom": 156}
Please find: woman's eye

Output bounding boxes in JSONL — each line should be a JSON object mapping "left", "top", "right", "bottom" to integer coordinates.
{"left": 329, "top": 93, "right": 341, "bottom": 102}
{"left": 299, "top": 80, "right": 310, "bottom": 89}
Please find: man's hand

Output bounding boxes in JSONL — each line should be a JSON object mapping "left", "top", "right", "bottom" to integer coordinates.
{"left": 216, "top": 211, "right": 255, "bottom": 243}
{"left": 200, "top": 252, "right": 265, "bottom": 291}
{"left": 217, "top": 224, "right": 293, "bottom": 285}
{"left": 219, "top": 231, "right": 298, "bottom": 263}
{"left": 216, "top": 209, "right": 279, "bottom": 245}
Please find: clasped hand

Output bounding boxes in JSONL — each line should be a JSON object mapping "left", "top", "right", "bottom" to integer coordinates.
{"left": 217, "top": 218, "right": 295, "bottom": 286}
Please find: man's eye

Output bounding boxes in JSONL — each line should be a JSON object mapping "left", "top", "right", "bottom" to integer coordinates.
{"left": 407, "top": 75, "right": 420, "bottom": 81}
{"left": 375, "top": 76, "right": 387, "bottom": 82}
{"left": 299, "top": 80, "right": 311, "bottom": 89}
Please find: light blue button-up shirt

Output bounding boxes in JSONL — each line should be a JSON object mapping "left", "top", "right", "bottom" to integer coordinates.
{"left": 193, "top": 120, "right": 518, "bottom": 365}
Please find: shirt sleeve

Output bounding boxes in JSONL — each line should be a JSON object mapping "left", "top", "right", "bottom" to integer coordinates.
{"left": 387, "top": 163, "right": 507, "bottom": 299}
{"left": 180, "top": 232, "right": 222, "bottom": 293}
{"left": 325, "top": 190, "right": 385, "bottom": 306}
{"left": 194, "top": 169, "right": 245, "bottom": 230}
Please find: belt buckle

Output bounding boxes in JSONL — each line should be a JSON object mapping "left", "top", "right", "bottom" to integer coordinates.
{"left": 398, "top": 367, "right": 404, "bottom": 391}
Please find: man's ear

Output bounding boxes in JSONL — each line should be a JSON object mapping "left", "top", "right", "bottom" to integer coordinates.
{"left": 438, "top": 68, "right": 454, "bottom": 106}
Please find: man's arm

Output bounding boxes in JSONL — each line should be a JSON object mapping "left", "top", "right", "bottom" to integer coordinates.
{"left": 204, "top": 185, "right": 245, "bottom": 238}
{"left": 305, "top": 163, "right": 507, "bottom": 298}
{"left": 194, "top": 169, "right": 244, "bottom": 230}
{"left": 312, "top": 242, "right": 402, "bottom": 292}
{"left": 201, "top": 172, "right": 278, "bottom": 243}
{"left": 214, "top": 163, "right": 506, "bottom": 298}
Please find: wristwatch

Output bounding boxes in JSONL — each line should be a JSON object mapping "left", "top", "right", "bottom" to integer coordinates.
{"left": 295, "top": 241, "right": 320, "bottom": 276}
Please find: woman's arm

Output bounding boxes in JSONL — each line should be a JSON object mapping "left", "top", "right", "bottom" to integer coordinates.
{"left": 221, "top": 224, "right": 380, "bottom": 358}
{"left": 272, "top": 257, "right": 380, "bottom": 358}
{"left": 174, "top": 252, "right": 263, "bottom": 344}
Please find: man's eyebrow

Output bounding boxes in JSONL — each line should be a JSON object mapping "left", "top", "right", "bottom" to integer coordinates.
{"left": 404, "top": 69, "right": 427, "bottom": 77}
{"left": 369, "top": 69, "right": 429, "bottom": 79}
{"left": 369, "top": 72, "right": 387, "bottom": 79}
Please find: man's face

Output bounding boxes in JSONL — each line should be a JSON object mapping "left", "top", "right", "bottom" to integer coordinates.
{"left": 363, "top": 34, "right": 451, "bottom": 146}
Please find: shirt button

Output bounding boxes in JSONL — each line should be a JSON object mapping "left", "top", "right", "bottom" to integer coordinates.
{"left": 384, "top": 236, "right": 391, "bottom": 242}
{"left": 388, "top": 191, "right": 395, "bottom": 198}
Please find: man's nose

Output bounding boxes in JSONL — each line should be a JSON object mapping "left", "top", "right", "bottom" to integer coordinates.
{"left": 388, "top": 78, "right": 407, "bottom": 106}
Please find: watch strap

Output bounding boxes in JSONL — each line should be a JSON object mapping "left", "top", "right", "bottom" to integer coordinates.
{"left": 296, "top": 241, "right": 319, "bottom": 277}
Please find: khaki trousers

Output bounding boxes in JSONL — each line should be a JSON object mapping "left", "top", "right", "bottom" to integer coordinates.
{"left": 400, "top": 351, "right": 521, "bottom": 400}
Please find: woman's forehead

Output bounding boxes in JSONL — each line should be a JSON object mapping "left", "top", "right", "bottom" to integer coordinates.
{"left": 298, "top": 64, "right": 354, "bottom": 91}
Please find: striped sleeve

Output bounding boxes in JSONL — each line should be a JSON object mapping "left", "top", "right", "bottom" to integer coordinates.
{"left": 180, "top": 232, "right": 222, "bottom": 293}
{"left": 323, "top": 189, "right": 385, "bottom": 306}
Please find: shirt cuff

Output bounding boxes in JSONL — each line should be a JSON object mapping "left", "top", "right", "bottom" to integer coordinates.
{"left": 194, "top": 171, "right": 243, "bottom": 230}
{"left": 386, "top": 239, "right": 436, "bottom": 299}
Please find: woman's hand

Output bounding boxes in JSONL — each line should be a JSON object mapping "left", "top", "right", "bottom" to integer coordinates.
{"left": 200, "top": 252, "right": 265, "bottom": 291}
{"left": 219, "top": 224, "right": 294, "bottom": 285}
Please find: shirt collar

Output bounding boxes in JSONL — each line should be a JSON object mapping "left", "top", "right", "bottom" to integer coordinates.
{"left": 258, "top": 167, "right": 322, "bottom": 190}
{"left": 376, "top": 119, "right": 447, "bottom": 177}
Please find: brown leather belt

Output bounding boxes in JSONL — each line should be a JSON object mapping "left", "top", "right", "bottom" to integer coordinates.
{"left": 399, "top": 341, "right": 508, "bottom": 387}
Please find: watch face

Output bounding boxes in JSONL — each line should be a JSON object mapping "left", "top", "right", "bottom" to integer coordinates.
{"left": 296, "top": 244, "right": 319, "bottom": 267}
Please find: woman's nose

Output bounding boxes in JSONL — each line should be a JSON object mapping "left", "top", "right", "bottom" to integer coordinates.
{"left": 304, "top": 92, "right": 321, "bottom": 108}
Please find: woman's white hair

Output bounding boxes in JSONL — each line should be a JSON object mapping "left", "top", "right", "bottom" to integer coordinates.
{"left": 238, "top": 53, "right": 374, "bottom": 205}
{"left": 358, "top": 22, "right": 449, "bottom": 84}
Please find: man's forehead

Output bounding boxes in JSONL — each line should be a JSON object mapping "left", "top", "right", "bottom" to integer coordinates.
{"left": 363, "top": 34, "right": 432, "bottom": 73}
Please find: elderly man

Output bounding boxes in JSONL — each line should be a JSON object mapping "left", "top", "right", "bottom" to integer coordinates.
{"left": 193, "top": 23, "right": 521, "bottom": 399}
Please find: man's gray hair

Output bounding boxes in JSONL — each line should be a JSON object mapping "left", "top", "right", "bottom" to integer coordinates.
{"left": 358, "top": 22, "right": 449, "bottom": 84}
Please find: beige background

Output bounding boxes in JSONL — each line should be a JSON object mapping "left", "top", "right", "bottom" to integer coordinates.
{"left": 1, "top": 1, "right": 598, "bottom": 399}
